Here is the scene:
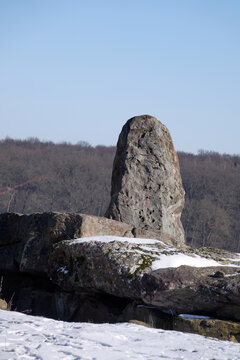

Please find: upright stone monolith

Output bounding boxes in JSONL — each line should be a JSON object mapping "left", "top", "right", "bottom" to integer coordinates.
{"left": 105, "top": 115, "right": 185, "bottom": 246}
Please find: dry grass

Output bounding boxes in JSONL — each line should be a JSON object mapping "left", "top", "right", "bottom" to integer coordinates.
{"left": 0, "top": 276, "right": 14, "bottom": 311}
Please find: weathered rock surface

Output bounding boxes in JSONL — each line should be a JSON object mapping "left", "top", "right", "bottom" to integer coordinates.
{"left": 49, "top": 237, "right": 240, "bottom": 321}
{"left": 2, "top": 271, "right": 240, "bottom": 342}
{"left": 173, "top": 316, "right": 240, "bottom": 343}
{"left": 0, "top": 212, "right": 83, "bottom": 275}
{"left": 106, "top": 115, "right": 185, "bottom": 247}
{"left": 0, "top": 212, "right": 138, "bottom": 276}
{"left": 0, "top": 212, "right": 183, "bottom": 278}
{"left": 141, "top": 266, "right": 240, "bottom": 321}
{"left": 126, "top": 307, "right": 240, "bottom": 343}
{"left": 1, "top": 211, "right": 240, "bottom": 341}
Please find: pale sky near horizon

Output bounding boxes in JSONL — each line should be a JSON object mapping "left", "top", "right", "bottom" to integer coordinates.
{"left": 0, "top": 0, "right": 239, "bottom": 154}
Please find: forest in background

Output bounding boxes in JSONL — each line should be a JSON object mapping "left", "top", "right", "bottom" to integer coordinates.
{"left": 0, "top": 138, "right": 239, "bottom": 252}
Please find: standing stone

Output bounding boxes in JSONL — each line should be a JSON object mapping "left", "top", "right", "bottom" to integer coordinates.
{"left": 105, "top": 115, "right": 185, "bottom": 246}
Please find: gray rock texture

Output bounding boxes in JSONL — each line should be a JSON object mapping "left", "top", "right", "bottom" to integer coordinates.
{"left": 0, "top": 212, "right": 83, "bottom": 276}
{"left": 105, "top": 115, "right": 185, "bottom": 247}
{"left": 2, "top": 211, "right": 240, "bottom": 330}
{"left": 126, "top": 308, "right": 240, "bottom": 343}
{"left": 0, "top": 212, "right": 134, "bottom": 276}
{"left": 49, "top": 237, "right": 240, "bottom": 321}
{"left": 0, "top": 211, "right": 181, "bottom": 278}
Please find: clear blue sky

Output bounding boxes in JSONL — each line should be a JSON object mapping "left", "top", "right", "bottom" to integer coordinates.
{"left": 0, "top": 0, "right": 239, "bottom": 154}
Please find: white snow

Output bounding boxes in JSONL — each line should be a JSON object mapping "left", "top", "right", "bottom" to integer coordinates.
{"left": 1, "top": 310, "right": 240, "bottom": 360}
{"left": 69, "top": 235, "right": 159, "bottom": 245}
{"left": 179, "top": 314, "right": 212, "bottom": 319}
{"left": 225, "top": 272, "right": 240, "bottom": 277}
{"left": 151, "top": 253, "right": 240, "bottom": 270}
{"left": 64, "top": 236, "right": 240, "bottom": 270}
{"left": 151, "top": 253, "right": 221, "bottom": 270}
{"left": 57, "top": 266, "right": 69, "bottom": 275}
{"left": 227, "top": 258, "right": 240, "bottom": 262}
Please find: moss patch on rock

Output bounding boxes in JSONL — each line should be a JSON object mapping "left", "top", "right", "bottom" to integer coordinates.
{"left": 132, "top": 254, "right": 154, "bottom": 277}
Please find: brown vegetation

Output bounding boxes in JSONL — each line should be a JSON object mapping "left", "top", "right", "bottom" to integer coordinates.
{"left": 0, "top": 138, "right": 239, "bottom": 252}
{"left": 179, "top": 150, "right": 240, "bottom": 251}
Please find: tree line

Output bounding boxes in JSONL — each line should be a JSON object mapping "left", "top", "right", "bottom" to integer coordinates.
{"left": 0, "top": 138, "right": 239, "bottom": 252}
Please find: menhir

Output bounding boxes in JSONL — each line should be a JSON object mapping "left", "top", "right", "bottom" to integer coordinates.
{"left": 105, "top": 115, "right": 185, "bottom": 246}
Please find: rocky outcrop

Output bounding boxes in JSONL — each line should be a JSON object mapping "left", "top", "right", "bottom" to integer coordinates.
{"left": 172, "top": 316, "right": 240, "bottom": 343}
{"left": 0, "top": 212, "right": 137, "bottom": 276}
{"left": 1, "top": 212, "right": 240, "bottom": 341}
{"left": 1, "top": 116, "right": 239, "bottom": 341}
{"left": 0, "top": 212, "right": 83, "bottom": 275}
{"left": 106, "top": 115, "right": 185, "bottom": 247}
{"left": 49, "top": 237, "right": 240, "bottom": 321}
{"left": 0, "top": 211, "right": 183, "bottom": 279}
{"left": 129, "top": 310, "right": 240, "bottom": 343}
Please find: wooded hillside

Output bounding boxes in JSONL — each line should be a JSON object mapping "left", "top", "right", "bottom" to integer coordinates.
{"left": 0, "top": 138, "right": 239, "bottom": 252}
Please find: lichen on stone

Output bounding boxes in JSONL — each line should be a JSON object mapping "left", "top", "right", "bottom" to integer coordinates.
{"left": 131, "top": 254, "right": 154, "bottom": 277}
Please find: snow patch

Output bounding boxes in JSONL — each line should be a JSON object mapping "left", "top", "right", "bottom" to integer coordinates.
{"left": 0, "top": 310, "right": 240, "bottom": 360}
{"left": 151, "top": 253, "right": 221, "bottom": 270}
{"left": 69, "top": 235, "right": 160, "bottom": 245}
{"left": 179, "top": 314, "right": 212, "bottom": 319}
{"left": 225, "top": 272, "right": 240, "bottom": 277}
{"left": 57, "top": 266, "right": 68, "bottom": 274}
{"left": 62, "top": 236, "right": 240, "bottom": 270}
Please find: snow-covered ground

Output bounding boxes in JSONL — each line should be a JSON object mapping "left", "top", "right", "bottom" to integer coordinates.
{"left": 1, "top": 310, "right": 240, "bottom": 360}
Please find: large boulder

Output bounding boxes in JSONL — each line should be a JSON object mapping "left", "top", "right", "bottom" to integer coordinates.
{"left": 49, "top": 236, "right": 240, "bottom": 321}
{"left": 106, "top": 115, "right": 185, "bottom": 247}
{"left": 0, "top": 212, "right": 83, "bottom": 275}
{"left": 0, "top": 212, "right": 135, "bottom": 276}
{"left": 0, "top": 211, "right": 183, "bottom": 278}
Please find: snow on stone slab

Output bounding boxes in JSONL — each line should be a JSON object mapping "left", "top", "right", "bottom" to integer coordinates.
{"left": 225, "top": 272, "right": 240, "bottom": 277}
{"left": 69, "top": 235, "right": 161, "bottom": 245}
{"left": 1, "top": 310, "right": 240, "bottom": 360}
{"left": 227, "top": 257, "right": 240, "bottom": 262}
{"left": 151, "top": 253, "right": 240, "bottom": 270}
{"left": 64, "top": 236, "right": 240, "bottom": 270}
{"left": 179, "top": 314, "right": 212, "bottom": 320}
{"left": 151, "top": 253, "right": 222, "bottom": 270}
